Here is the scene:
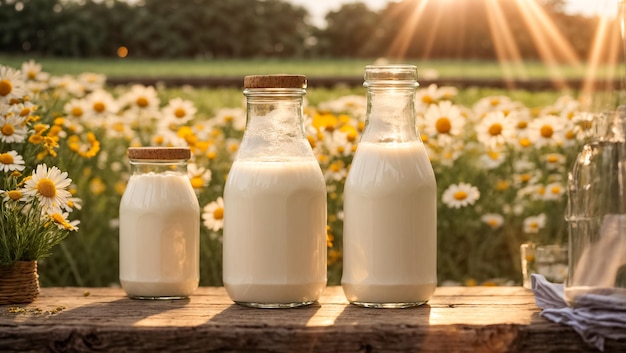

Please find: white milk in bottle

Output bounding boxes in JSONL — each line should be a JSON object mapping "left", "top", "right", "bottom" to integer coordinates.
{"left": 223, "top": 75, "right": 327, "bottom": 308}
{"left": 119, "top": 147, "right": 200, "bottom": 299}
{"left": 342, "top": 65, "right": 437, "bottom": 308}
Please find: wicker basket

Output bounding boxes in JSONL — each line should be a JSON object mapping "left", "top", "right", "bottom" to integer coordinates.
{"left": 0, "top": 261, "right": 40, "bottom": 304}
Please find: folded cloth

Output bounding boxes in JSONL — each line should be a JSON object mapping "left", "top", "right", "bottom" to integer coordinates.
{"left": 531, "top": 274, "right": 626, "bottom": 351}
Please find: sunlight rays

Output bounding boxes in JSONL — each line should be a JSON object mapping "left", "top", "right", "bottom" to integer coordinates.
{"left": 484, "top": 0, "right": 527, "bottom": 89}
{"left": 385, "top": 0, "right": 430, "bottom": 59}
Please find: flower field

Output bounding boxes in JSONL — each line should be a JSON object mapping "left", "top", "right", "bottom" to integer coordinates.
{"left": 1, "top": 61, "right": 590, "bottom": 287}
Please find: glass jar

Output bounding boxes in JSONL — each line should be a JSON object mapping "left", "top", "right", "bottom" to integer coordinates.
{"left": 119, "top": 147, "right": 200, "bottom": 299}
{"left": 565, "top": 106, "right": 626, "bottom": 304}
{"left": 223, "top": 75, "right": 327, "bottom": 308}
{"left": 341, "top": 65, "right": 437, "bottom": 308}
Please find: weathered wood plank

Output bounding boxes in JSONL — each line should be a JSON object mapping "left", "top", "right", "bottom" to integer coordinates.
{"left": 0, "top": 286, "right": 624, "bottom": 353}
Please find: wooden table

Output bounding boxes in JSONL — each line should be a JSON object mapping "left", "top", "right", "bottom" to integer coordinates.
{"left": 1, "top": 286, "right": 624, "bottom": 352}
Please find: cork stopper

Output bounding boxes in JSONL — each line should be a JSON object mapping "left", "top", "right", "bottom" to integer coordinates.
{"left": 244, "top": 75, "right": 307, "bottom": 89}
{"left": 127, "top": 147, "right": 191, "bottom": 160}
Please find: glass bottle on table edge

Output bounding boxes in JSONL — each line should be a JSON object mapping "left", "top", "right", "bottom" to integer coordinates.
{"left": 341, "top": 65, "right": 437, "bottom": 308}
{"left": 119, "top": 147, "right": 200, "bottom": 300}
{"left": 222, "top": 74, "right": 327, "bottom": 308}
{"left": 565, "top": 106, "right": 626, "bottom": 304}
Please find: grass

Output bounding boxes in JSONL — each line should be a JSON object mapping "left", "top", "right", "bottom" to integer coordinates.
{"left": 0, "top": 55, "right": 616, "bottom": 80}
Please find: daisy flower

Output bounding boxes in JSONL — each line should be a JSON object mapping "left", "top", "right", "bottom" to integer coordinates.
{"left": 544, "top": 153, "right": 566, "bottom": 170}
{"left": 479, "top": 149, "right": 506, "bottom": 170}
{"left": 475, "top": 111, "right": 517, "bottom": 149}
{"left": 421, "top": 100, "right": 464, "bottom": 144}
{"left": 523, "top": 214, "right": 546, "bottom": 234}
{"left": 48, "top": 211, "right": 80, "bottom": 231}
{"left": 0, "top": 114, "right": 28, "bottom": 143}
{"left": 77, "top": 72, "right": 106, "bottom": 92}
{"left": 20, "top": 60, "right": 49, "bottom": 82}
{"left": 324, "top": 160, "right": 348, "bottom": 182}
{"left": 214, "top": 107, "right": 246, "bottom": 131}
{"left": 188, "top": 162, "right": 212, "bottom": 191}
{"left": 543, "top": 182, "right": 565, "bottom": 201}
{"left": 415, "top": 84, "right": 442, "bottom": 109}
{"left": 0, "top": 66, "right": 26, "bottom": 102}
{"left": 22, "top": 164, "right": 72, "bottom": 214}
{"left": 84, "top": 89, "right": 120, "bottom": 122}
{"left": 527, "top": 115, "right": 567, "bottom": 147}
{"left": 202, "top": 197, "right": 224, "bottom": 233}
{"left": 472, "top": 95, "right": 517, "bottom": 117}
{"left": 161, "top": 97, "right": 197, "bottom": 126}
{"left": 481, "top": 213, "right": 504, "bottom": 229}
{"left": 120, "top": 84, "right": 160, "bottom": 113}
{"left": 64, "top": 98, "right": 90, "bottom": 120}
{"left": 442, "top": 182, "right": 480, "bottom": 209}
{"left": 0, "top": 150, "right": 26, "bottom": 172}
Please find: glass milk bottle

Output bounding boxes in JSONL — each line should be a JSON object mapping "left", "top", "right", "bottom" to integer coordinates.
{"left": 565, "top": 107, "right": 626, "bottom": 304}
{"left": 342, "top": 65, "right": 437, "bottom": 308}
{"left": 223, "top": 75, "right": 327, "bottom": 308}
{"left": 119, "top": 147, "right": 200, "bottom": 299}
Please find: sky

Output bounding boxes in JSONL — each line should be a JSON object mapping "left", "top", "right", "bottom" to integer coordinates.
{"left": 288, "top": 0, "right": 619, "bottom": 27}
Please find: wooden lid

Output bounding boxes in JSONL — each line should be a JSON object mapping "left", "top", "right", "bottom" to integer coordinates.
{"left": 127, "top": 147, "right": 191, "bottom": 160}
{"left": 244, "top": 75, "right": 307, "bottom": 89}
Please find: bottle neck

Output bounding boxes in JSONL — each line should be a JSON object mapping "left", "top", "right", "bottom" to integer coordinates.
{"left": 237, "top": 88, "right": 313, "bottom": 161}
{"left": 362, "top": 85, "right": 419, "bottom": 144}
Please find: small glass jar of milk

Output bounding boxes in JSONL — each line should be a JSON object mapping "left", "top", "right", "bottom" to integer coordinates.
{"left": 223, "top": 75, "right": 327, "bottom": 308}
{"left": 342, "top": 65, "right": 437, "bottom": 308}
{"left": 119, "top": 147, "right": 200, "bottom": 299}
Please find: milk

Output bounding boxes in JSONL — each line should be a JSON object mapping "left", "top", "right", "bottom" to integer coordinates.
{"left": 342, "top": 141, "right": 437, "bottom": 305}
{"left": 119, "top": 172, "right": 200, "bottom": 298}
{"left": 223, "top": 160, "right": 327, "bottom": 306}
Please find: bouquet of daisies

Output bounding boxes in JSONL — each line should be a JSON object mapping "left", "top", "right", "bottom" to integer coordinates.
{"left": 0, "top": 63, "right": 80, "bottom": 266}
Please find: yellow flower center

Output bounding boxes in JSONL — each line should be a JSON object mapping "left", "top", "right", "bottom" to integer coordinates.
{"left": 0, "top": 152, "right": 14, "bottom": 164}
{"left": 93, "top": 102, "right": 106, "bottom": 113}
{"left": 496, "top": 180, "right": 510, "bottom": 191}
{"left": 453, "top": 190, "right": 468, "bottom": 200}
{"left": 540, "top": 125, "right": 554, "bottom": 138}
{"left": 547, "top": 155, "right": 559, "bottom": 163}
{"left": 174, "top": 108, "right": 186, "bottom": 119}
{"left": 551, "top": 185, "right": 561, "bottom": 194}
{"left": 71, "top": 107, "right": 83, "bottom": 117}
{"left": 8, "top": 190, "right": 22, "bottom": 201}
{"left": 490, "top": 98, "right": 500, "bottom": 106}
{"left": 136, "top": 97, "right": 149, "bottom": 107}
{"left": 436, "top": 117, "right": 452, "bottom": 134}
{"left": 20, "top": 108, "right": 31, "bottom": 117}
{"left": 213, "top": 207, "right": 224, "bottom": 220}
{"left": 28, "top": 71, "right": 37, "bottom": 79}
{"left": 517, "top": 121, "right": 528, "bottom": 129}
{"left": 565, "top": 130, "right": 576, "bottom": 140}
{"left": 0, "top": 79, "right": 12, "bottom": 96}
{"left": 422, "top": 95, "right": 434, "bottom": 104}
{"left": 520, "top": 174, "right": 531, "bottom": 183}
{"left": 190, "top": 176, "right": 203, "bottom": 189}
{"left": 36, "top": 178, "right": 57, "bottom": 198}
{"left": 519, "top": 137, "right": 531, "bottom": 148}
{"left": 1, "top": 123, "right": 15, "bottom": 136}
{"left": 51, "top": 212, "right": 66, "bottom": 224}
{"left": 488, "top": 123, "right": 503, "bottom": 136}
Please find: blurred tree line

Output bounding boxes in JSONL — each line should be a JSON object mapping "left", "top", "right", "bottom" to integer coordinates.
{"left": 0, "top": 0, "right": 607, "bottom": 61}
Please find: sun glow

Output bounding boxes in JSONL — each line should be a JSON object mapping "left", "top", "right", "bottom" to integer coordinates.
{"left": 380, "top": 0, "right": 621, "bottom": 100}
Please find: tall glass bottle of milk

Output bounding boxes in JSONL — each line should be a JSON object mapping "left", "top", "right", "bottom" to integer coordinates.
{"left": 119, "top": 147, "right": 200, "bottom": 299}
{"left": 342, "top": 65, "right": 437, "bottom": 308}
{"left": 223, "top": 75, "right": 327, "bottom": 308}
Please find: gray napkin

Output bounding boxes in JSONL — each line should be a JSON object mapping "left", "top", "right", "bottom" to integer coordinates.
{"left": 531, "top": 274, "right": 626, "bottom": 351}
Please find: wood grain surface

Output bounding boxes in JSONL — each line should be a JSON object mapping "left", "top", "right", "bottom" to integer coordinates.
{"left": 1, "top": 286, "right": 624, "bottom": 352}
